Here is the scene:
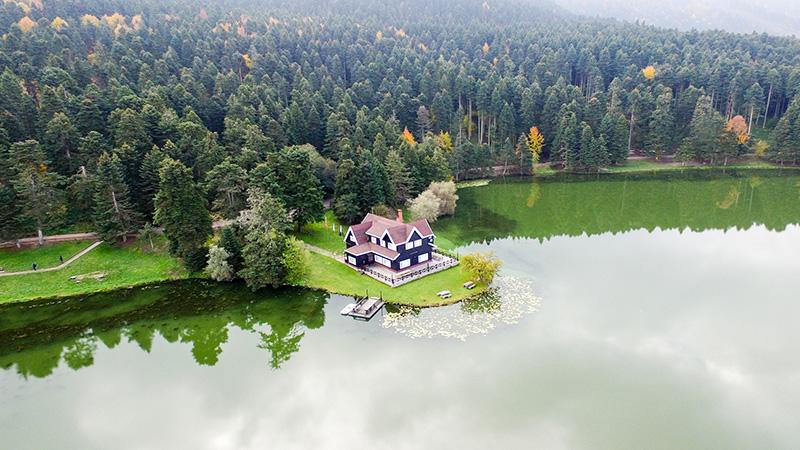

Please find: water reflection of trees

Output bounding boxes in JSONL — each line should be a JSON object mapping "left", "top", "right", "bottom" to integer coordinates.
{"left": 436, "top": 171, "right": 800, "bottom": 246}
{"left": 0, "top": 281, "right": 327, "bottom": 378}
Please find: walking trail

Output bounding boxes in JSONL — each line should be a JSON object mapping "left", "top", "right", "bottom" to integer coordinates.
{"left": 0, "top": 241, "right": 103, "bottom": 277}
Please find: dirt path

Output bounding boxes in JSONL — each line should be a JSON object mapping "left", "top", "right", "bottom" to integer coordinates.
{"left": 1, "top": 220, "right": 234, "bottom": 249}
{"left": 302, "top": 243, "right": 341, "bottom": 260}
{"left": 0, "top": 241, "right": 104, "bottom": 277}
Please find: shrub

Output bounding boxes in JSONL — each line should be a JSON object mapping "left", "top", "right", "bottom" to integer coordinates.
{"left": 205, "top": 245, "right": 234, "bottom": 281}
{"left": 427, "top": 181, "right": 458, "bottom": 216}
{"left": 408, "top": 190, "right": 440, "bottom": 222}
{"left": 461, "top": 251, "right": 502, "bottom": 284}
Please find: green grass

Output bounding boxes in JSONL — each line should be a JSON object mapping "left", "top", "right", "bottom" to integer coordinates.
{"left": 0, "top": 236, "right": 188, "bottom": 304}
{"left": 300, "top": 252, "right": 485, "bottom": 307}
{"left": 0, "top": 241, "right": 95, "bottom": 272}
{"left": 603, "top": 158, "right": 792, "bottom": 174}
{"left": 295, "top": 210, "right": 346, "bottom": 253}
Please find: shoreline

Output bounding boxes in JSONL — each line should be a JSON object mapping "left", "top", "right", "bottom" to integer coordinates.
{"left": 2, "top": 164, "right": 795, "bottom": 306}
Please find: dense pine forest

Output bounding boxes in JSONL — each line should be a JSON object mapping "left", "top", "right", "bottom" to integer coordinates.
{"left": 1, "top": 0, "right": 800, "bottom": 247}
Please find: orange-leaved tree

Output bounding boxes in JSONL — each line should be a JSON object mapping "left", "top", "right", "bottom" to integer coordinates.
{"left": 642, "top": 65, "right": 656, "bottom": 80}
{"left": 401, "top": 127, "right": 416, "bottom": 146}
{"left": 726, "top": 115, "right": 749, "bottom": 145}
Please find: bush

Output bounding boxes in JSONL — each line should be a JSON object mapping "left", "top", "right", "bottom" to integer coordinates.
{"left": 283, "top": 237, "right": 310, "bottom": 285}
{"left": 408, "top": 190, "right": 441, "bottom": 222}
{"left": 427, "top": 181, "right": 458, "bottom": 216}
{"left": 461, "top": 251, "right": 502, "bottom": 284}
{"left": 205, "top": 245, "right": 234, "bottom": 281}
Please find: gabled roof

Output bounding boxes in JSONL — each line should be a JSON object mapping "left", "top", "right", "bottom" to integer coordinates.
{"left": 344, "top": 242, "right": 401, "bottom": 260}
{"left": 358, "top": 213, "right": 433, "bottom": 244}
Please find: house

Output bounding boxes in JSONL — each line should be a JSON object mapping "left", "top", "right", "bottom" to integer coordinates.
{"left": 343, "top": 211, "right": 435, "bottom": 271}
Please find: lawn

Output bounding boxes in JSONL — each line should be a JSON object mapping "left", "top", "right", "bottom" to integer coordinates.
{"left": 0, "top": 241, "right": 95, "bottom": 272}
{"left": 0, "top": 237, "right": 188, "bottom": 304}
{"left": 295, "top": 210, "right": 346, "bottom": 253}
{"left": 300, "top": 252, "right": 485, "bottom": 307}
{"left": 603, "top": 158, "right": 791, "bottom": 174}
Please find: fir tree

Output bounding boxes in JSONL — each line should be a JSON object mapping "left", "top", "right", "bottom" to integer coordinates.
{"left": 93, "top": 152, "right": 141, "bottom": 242}
{"left": 154, "top": 157, "right": 212, "bottom": 271}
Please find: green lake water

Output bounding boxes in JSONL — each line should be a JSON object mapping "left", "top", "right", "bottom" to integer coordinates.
{"left": 2, "top": 170, "right": 800, "bottom": 449}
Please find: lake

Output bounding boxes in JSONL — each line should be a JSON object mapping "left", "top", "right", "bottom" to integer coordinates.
{"left": 2, "top": 170, "right": 800, "bottom": 449}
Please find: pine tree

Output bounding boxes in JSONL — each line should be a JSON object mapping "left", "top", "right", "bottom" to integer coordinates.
{"left": 93, "top": 152, "right": 141, "bottom": 242}
{"left": 204, "top": 158, "right": 247, "bottom": 219}
{"left": 683, "top": 95, "right": 726, "bottom": 163}
{"left": 514, "top": 134, "right": 531, "bottom": 175}
{"left": 43, "top": 113, "right": 80, "bottom": 174}
{"left": 771, "top": 96, "right": 800, "bottom": 164}
{"left": 8, "top": 140, "right": 64, "bottom": 245}
{"left": 600, "top": 110, "right": 629, "bottom": 165}
{"left": 646, "top": 88, "right": 675, "bottom": 159}
{"left": 154, "top": 158, "right": 212, "bottom": 270}
{"left": 261, "top": 149, "right": 324, "bottom": 230}
{"left": 384, "top": 149, "right": 413, "bottom": 207}
{"left": 416, "top": 105, "right": 432, "bottom": 140}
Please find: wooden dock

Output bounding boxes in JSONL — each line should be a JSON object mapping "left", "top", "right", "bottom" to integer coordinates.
{"left": 340, "top": 297, "right": 385, "bottom": 320}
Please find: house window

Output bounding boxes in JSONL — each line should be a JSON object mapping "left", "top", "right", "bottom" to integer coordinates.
{"left": 399, "top": 259, "right": 410, "bottom": 269}
{"left": 375, "top": 255, "right": 391, "bottom": 267}
{"left": 418, "top": 253, "right": 429, "bottom": 263}
{"left": 371, "top": 236, "right": 378, "bottom": 244}
{"left": 413, "top": 239, "right": 422, "bottom": 248}
{"left": 347, "top": 255, "right": 356, "bottom": 265}
{"left": 388, "top": 242, "right": 396, "bottom": 251}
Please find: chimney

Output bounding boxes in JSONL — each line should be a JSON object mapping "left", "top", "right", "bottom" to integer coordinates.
{"left": 396, "top": 209, "right": 403, "bottom": 223}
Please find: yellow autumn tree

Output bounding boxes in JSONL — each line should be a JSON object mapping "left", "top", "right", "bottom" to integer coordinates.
{"left": 726, "top": 115, "right": 749, "bottom": 144}
{"left": 18, "top": 16, "right": 36, "bottom": 33}
{"left": 103, "top": 13, "right": 127, "bottom": 28}
{"left": 242, "top": 53, "right": 253, "bottom": 68}
{"left": 482, "top": 42, "right": 490, "bottom": 55}
{"left": 375, "top": 31, "right": 383, "bottom": 41}
{"left": 81, "top": 14, "right": 102, "bottom": 27}
{"left": 50, "top": 17, "right": 69, "bottom": 31}
{"left": 437, "top": 131, "right": 453, "bottom": 152}
{"left": 401, "top": 127, "right": 416, "bottom": 146}
{"left": 642, "top": 65, "right": 656, "bottom": 80}
{"left": 753, "top": 139, "right": 769, "bottom": 157}
{"left": 527, "top": 126, "right": 544, "bottom": 170}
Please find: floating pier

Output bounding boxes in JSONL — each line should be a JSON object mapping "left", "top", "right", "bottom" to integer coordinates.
{"left": 340, "top": 297, "right": 385, "bottom": 320}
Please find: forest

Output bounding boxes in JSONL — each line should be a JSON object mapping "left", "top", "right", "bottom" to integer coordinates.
{"left": 1, "top": 0, "right": 800, "bottom": 262}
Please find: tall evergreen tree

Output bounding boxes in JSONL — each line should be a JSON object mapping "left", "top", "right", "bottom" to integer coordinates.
{"left": 154, "top": 158, "right": 212, "bottom": 270}
{"left": 646, "top": 88, "right": 675, "bottom": 159}
{"left": 93, "top": 152, "right": 141, "bottom": 242}
{"left": 8, "top": 140, "right": 63, "bottom": 244}
{"left": 682, "top": 95, "right": 726, "bottom": 163}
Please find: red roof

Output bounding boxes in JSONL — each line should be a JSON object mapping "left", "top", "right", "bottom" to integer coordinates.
{"left": 357, "top": 213, "right": 433, "bottom": 244}
{"left": 344, "top": 242, "right": 400, "bottom": 260}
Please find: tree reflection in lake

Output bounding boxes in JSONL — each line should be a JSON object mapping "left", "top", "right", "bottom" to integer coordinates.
{"left": 436, "top": 170, "right": 800, "bottom": 246}
{"left": 0, "top": 280, "right": 327, "bottom": 378}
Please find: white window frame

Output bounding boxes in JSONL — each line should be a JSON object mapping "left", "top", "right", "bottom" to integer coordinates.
{"left": 413, "top": 239, "right": 422, "bottom": 248}
{"left": 399, "top": 259, "right": 410, "bottom": 269}
{"left": 347, "top": 256, "right": 356, "bottom": 265}
{"left": 375, "top": 255, "right": 390, "bottom": 267}
{"left": 387, "top": 242, "right": 396, "bottom": 251}
{"left": 418, "top": 253, "right": 429, "bottom": 263}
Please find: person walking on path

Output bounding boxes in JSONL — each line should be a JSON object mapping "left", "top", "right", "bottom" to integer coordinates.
{"left": 59, "top": 255, "right": 64, "bottom": 264}
{"left": 32, "top": 262, "right": 38, "bottom": 271}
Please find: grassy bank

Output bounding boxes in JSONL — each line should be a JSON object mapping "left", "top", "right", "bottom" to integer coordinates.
{"left": 0, "top": 237, "right": 188, "bottom": 304}
{"left": 300, "top": 252, "right": 485, "bottom": 307}
{"left": 0, "top": 241, "right": 94, "bottom": 272}
{"left": 602, "top": 158, "right": 792, "bottom": 174}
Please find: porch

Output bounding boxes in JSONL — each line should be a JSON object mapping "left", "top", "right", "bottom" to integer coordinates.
{"left": 345, "top": 252, "right": 459, "bottom": 287}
